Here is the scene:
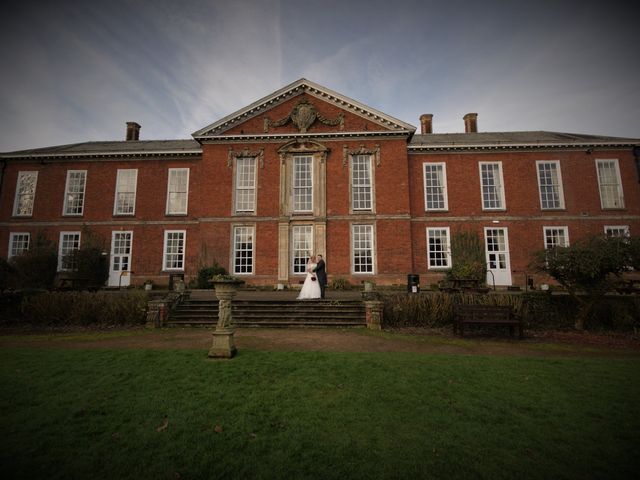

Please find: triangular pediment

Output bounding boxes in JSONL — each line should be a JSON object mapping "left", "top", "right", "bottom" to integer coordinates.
{"left": 192, "top": 78, "right": 415, "bottom": 140}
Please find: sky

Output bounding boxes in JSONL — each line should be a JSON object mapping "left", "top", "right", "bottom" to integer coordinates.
{"left": 0, "top": 0, "right": 638, "bottom": 152}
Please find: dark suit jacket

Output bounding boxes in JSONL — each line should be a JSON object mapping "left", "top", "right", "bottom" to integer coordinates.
{"left": 314, "top": 259, "right": 327, "bottom": 285}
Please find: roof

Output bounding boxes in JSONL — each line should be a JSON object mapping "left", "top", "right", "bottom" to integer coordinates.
{"left": 192, "top": 78, "right": 417, "bottom": 139}
{"left": 1, "top": 140, "right": 202, "bottom": 160}
{"left": 409, "top": 131, "right": 640, "bottom": 151}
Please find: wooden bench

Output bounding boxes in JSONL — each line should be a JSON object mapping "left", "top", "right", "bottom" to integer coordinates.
{"left": 453, "top": 304, "right": 523, "bottom": 338}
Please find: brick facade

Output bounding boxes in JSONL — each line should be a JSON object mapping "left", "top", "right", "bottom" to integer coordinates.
{"left": 1, "top": 79, "right": 639, "bottom": 288}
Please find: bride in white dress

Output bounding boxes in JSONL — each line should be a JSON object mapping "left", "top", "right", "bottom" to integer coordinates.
{"left": 297, "top": 255, "right": 322, "bottom": 300}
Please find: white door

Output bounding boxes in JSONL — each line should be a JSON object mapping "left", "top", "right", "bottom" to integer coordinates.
{"left": 484, "top": 227, "right": 512, "bottom": 286}
{"left": 109, "top": 231, "right": 133, "bottom": 287}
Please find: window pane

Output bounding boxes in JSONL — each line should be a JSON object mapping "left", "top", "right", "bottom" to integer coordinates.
{"left": 538, "top": 162, "right": 562, "bottom": 209}
{"left": 14, "top": 171, "right": 38, "bottom": 216}
{"left": 597, "top": 160, "right": 624, "bottom": 208}
{"left": 164, "top": 231, "right": 185, "bottom": 270}
{"left": 235, "top": 158, "right": 256, "bottom": 212}
{"left": 64, "top": 171, "right": 86, "bottom": 215}
{"left": 480, "top": 164, "right": 503, "bottom": 209}
{"left": 353, "top": 225, "right": 374, "bottom": 273}
{"left": 234, "top": 226, "right": 254, "bottom": 274}
{"left": 424, "top": 164, "right": 446, "bottom": 210}
{"left": 59, "top": 232, "right": 81, "bottom": 270}
{"left": 167, "top": 169, "right": 189, "bottom": 214}
{"left": 352, "top": 155, "right": 372, "bottom": 210}
{"left": 115, "top": 169, "right": 137, "bottom": 215}
{"left": 293, "top": 156, "right": 313, "bottom": 212}
{"left": 292, "top": 226, "right": 313, "bottom": 273}
{"left": 427, "top": 228, "right": 450, "bottom": 268}
{"left": 544, "top": 228, "right": 568, "bottom": 249}
{"left": 9, "top": 233, "right": 30, "bottom": 258}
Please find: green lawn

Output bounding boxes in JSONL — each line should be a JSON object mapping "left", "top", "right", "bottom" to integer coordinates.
{"left": 0, "top": 346, "right": 638, "bottom": 480}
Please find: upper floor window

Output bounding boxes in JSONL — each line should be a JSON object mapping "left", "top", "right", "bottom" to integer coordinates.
{"left": 427, "top": 227, "right": 451, "bottom": 269}
{"left": 233, "top": 225, "right": 254, "bottom": 274}
{"left": 293, "top": 155, "right": 313, "bottom": 213}
{"left": 114, "top": 169, "right": 138, "bottom": 215}
{"left": 166, "top": 168, "right": 189, "bottom": 215}
{"left": 292, "top": 225, "right": 313, "bottom": 274}
{"left": 63, "top": 170, "right": 86, "bottom": 216}
{"left": 544, "top": 227, "right": 569, "bottom": 249}
{"left": 423, "top": 163, "right": 448, "bottom": 211}
{"left": 8, "top": 232, "right": 30, "bottom": 258}
{"left": 352, "top": 224, "right": 374, "bottom": 274}
{"left": 351, "top": 154, "right": 372, "bottom": 211}
{"left": 13, "top": 171, "right": 38, "bottom": 217}
{"left": 235, "top": 157, "right": 256, "bottom": 213}
{"left": 163, "top": 230, "right": 185, "bottom": 270}
{"left": 58, "top": 231, "right": 81, "bottom": 271}
{"left": 604, "top": 225, "right": 630, "bottom": 238}
{"left": 536, "top": 161, "right": 565, "bottom": 210}
{"left": 479, "top": 162, "right": 505, "bottom": 210}
{"left": 596, "top": 159, "right": 624, "bottom": 209}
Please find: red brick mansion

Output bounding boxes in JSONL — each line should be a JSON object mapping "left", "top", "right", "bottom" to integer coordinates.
{"left": 1, "top": 79, "right": 639, "bottom": 288}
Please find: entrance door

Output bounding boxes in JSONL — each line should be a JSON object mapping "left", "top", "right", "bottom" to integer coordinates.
{"left": 484, "top": 227, "right": 511, "bottom": 286}
{"left": 109, "top": 231, "right": 133, "bottom": 287}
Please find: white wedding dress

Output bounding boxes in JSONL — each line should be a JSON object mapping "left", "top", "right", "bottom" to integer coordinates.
{"left": 297, "top": 262, "right": 322, "bottom": 299}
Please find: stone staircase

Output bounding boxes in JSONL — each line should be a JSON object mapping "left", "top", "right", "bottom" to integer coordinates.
{"left": 166, "top": 298, "right": 367, "bottom": 328}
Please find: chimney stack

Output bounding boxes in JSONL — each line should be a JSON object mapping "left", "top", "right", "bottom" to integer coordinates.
{"left": 419, "top": 114, "right": 433, "bottom": 134}
{"left": 126, "top": 122, "right": 141, "bottom": 141}
{"left": 463, "top": 113, "right": 478, "bottom": 133}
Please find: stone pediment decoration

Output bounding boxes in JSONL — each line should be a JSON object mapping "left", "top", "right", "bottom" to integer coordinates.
{"left": 277, "top": 139, "right": 329, "bottom": 164}
{"left": 227, "top": 146, "right": 265, "bottom": 168}
{"left": 264, "top": 100, "right": 344, "bottom": 133}
{"left": 343, "top": 144, "right": 381, "bottom": 167}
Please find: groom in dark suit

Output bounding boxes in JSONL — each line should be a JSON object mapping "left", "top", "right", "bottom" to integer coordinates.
{"left": 313, "top": 254, "right": 327, "bottom": 299}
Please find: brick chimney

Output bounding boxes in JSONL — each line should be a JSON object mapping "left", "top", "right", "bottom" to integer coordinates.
{"left": 463, "top": 113, "right": 478, "bottom": 133}
{"left": 419, "top": 114, "right": 433, "bottom": 134}
{"left": 126, "top": 122, "right": 141, "bottom": 141}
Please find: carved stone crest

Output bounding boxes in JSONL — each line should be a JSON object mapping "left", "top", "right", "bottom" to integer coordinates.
{"left": 264, "top": 99, "right": 344, "bottom": 133}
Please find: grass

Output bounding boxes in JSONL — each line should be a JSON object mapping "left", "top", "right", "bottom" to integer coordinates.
{"left": 0, "top": 346, "right": 639, "bottom": 480}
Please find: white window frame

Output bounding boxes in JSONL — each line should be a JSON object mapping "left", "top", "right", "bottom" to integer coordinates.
{"left": 596, "top": 159, "right": 624, "bottom": 209}
{"left": 426, "top": 227, "right": 451, "bottom": 269}
{"left": 163, "top": 230, "right": 186, "bottom": 271}
{"left": 113, "top": 169, "right": 138, "bottom": 216}
{"left": 423, "top": 163, "right": 448, "bottom": 211}
{"left": 351, "top": 154, "right": 373, "bottom": 211}
{"left": 293, "top": 155, "right": 313, "bottom": 213}
{"left": 58, "top": 231, "right": 81, "bottom": 271}
{"left": 291, "top": 225, "right": 314, "bottom": 274}
{"left": 543, "top": 227, "right": 569, "bottom": 250}
{"left": 536, "top": 160, "right": 565, "bottom": 210}
{"left": 8, "top": 232, "right": 30, "bottom": 258}
{"left": 63, "top": 170, "right": 87, "bottom": 216}
{"left": 234, "top": 157, "right": 257, "bottom": 213}
{"left": 13, "top": 171, "right": 38, "bottom": 217}
{"left": 351, "top": 224, "right": 375, "bottom": 274}
{"left": 232, "top": 225, "right": 255, "bottom": 275}
{"left": 166, "top": 168, "right": 189, "bottom": 215}
{"left": 604, "top": 225, "right": 630, "bottom": 238}
{"left": 479, "top": 162, "right": 505, "bottom": 210}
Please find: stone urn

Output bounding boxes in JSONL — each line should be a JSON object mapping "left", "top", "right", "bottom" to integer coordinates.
{"left": 208, "top": 275, "right": 245, "bottom": 359}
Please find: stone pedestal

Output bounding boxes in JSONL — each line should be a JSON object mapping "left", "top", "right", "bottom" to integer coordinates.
{"left": 364, "top": 300, "right": 384, "bottom": 330}
{"left": 208, "top": 277, "right": 244, "bottom": 359}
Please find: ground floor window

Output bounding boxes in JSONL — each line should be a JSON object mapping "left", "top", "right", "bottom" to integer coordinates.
{"left": 8, "top": 232, "right": 30, "bottom": 258}
{"left": 233, "top": 226, "right": 254, "bottom": 274}
{"left": 352, "top": 224, "right": 374, "bottom": 274}
{"left": 543, "top": 227, "right": 569, "bottom": 249}
{"left": 427, "top": 227, "right": 451, "bottom": 269}
{"left": 605, "top": 225, "right": 630, "bottom": 237}
{"left": 163, "top": 230, "right": 185, "bottom": 270}
{"left": 292, "top": 225, "right": 313, "bottom": 274}
{"left": 58, "top": 232, "right": 81, "bottom": 271}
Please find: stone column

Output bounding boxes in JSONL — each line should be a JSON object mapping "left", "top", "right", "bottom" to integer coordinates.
{"left": 364, "top": 300, "right": 384, "bottom": 330}
{"left": 208, "top": 278, "right": 244, "bottom": 358}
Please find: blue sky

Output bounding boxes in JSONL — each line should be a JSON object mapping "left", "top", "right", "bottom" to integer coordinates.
{"left": 1, "top": 0, "right": 638, "bottom": 151}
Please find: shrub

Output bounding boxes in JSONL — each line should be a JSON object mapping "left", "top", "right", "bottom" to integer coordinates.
{"left": 446, "top": 231, "right": 486, "bottom": 283}
{"left": 67, "top": 247, "right": 109, "bottom": 288}
{"left": 20, "top": 291, "right": 149, "bottom": 327}
{"left": 197, "top": 261, "right": 227, "bottom": 288}
{"left": 9, "top": 234, "right": 58, "bottom": 290}
{"left": 330, "top": 277, "right": 352, "bottom": 290}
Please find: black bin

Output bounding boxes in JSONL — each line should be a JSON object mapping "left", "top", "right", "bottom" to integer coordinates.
{"left": 407, "top": 274, "right": 420, "bottom": 293}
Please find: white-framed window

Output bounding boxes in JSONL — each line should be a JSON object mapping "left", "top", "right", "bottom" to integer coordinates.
{"left": 293, "top": 155, "right": 313, "bottom": 212}
{"left": 233, "top": 225, "right": 254, "bottom": 274}
{"left": 292, "top": 225, "right": 313, "bottom": 274}
{"left": 351, "top": 154, "right": 372, "bottom": 211}
{"left": 423, "top": 163, "right": 448, "bottom": 211}
{"left": 63, "top": 170, "right": 87, "bottom": 216}
{"left": 58, "top": 231, "right": 81, "bottom": 271}
{"left": 114, "top": 169, "right": 138, "bottom": 215}
{"left": 536, "top": 161, "right": 565, "bottom": 210}
{"left": 235, "top": 157, "right": 256, "bottom": 213}
{"left": 479, "top": 162, "right": 505, "bottom": 210}
{"left": 13, "top": 171, "right": 38, "bottom": 216}
{"left": 166, "top": 168, "right": 189, "bottom": 215}
{"left": 604, "top": 225, "right": 630, "bottom": 238}
{"left": 543, "top": 227, "right": 569, "bottom": 249}
{"left": 163, "top": 230, "right": 186, "bottom": 271}
{"left": 427, "top": 227, "right": 451, "bottom": 269}
{"left": 352, "top": 224, "right": 374, "bottom": 274}
{"left": 8, "top": 232, "right": 30, "bottom": 258}
{"left": 596, "top": 159, "right": 624, "bottom": 209}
